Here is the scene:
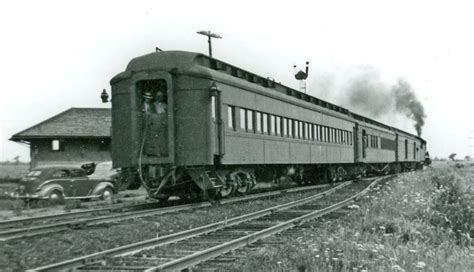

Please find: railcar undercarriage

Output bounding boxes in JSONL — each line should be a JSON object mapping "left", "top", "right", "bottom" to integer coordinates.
{"left": 120, "top": 161, "right": 423, "bottom": 201}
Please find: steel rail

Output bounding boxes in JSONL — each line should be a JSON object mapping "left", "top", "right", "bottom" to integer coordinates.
{"left": 148, "top": 177, "right": 386, "bottom": 271}
{"left": 1, "top": 183, "right": 333, "bottom": 241}
{"left": 29, "top": 181, "right": 350, "bottom": 271}
{"left": 0, "top": 201, "right": 161, "bottom": 229}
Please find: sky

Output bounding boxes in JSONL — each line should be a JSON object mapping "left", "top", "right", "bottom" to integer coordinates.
{"left": 0, "top": 0, "right": 473, "bottom": 162}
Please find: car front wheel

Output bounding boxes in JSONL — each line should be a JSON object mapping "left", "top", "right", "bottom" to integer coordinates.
{"left": 100, "top": 187, "right": 114, "bottom": 201}
{"left": 49, "top": 190, "right": 64, "bottom": 203}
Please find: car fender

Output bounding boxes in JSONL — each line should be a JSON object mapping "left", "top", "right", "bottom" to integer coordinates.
{"left": 91, "top": 181, "right": 115, "bottom": 196}
{"left": 38, "top": 184, "right": 64, "bottom": 198}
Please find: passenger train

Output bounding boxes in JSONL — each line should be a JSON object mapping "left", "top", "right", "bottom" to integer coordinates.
{"left": 109, "top": 51, "right": 428, "bottom": 200}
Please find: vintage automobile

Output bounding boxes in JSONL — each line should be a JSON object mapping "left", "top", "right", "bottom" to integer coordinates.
{"left": 87, "top": 161, "right": 125, "bottom": 190}
{"left": 14, "top": 165, "right": 116, "bottom": 202}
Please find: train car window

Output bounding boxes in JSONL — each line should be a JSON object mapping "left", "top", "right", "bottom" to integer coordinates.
{"left": 309, "top": 124, "right": 314, "bottom": 140}
{"left": 262, "top": 113, "right": 268, "bottom": 134}
{"left": 294, "top": 121, "right": 298, "bottom": 139}
{"left": 270, "top": 115, "right": 275, "bottom": 135}
{"left": 288, "top": 119, "right": 293, "bottom": 137}
{"left": 240, "top": 109, "right": 246, "bottom": 130}
{"left": 323, "top": 127, "right": 327, "bottom": 142}
{"left": 405, "top": 139, "right": 408, "bottom": 159}
{"left": 282, "top": 118, "right": 288, "bottom": 137}
{"left": 136, "top": 79, "right": 168, "bottom": 114}
{"left": 255, "top": 112, "right": 262, "bottom": 133}
{"left": 318, "top": 125, "right": 322, "bottom": 141}
{"left": 301, "top": 123, "right": 306, "bottom": 139}
{"left": 314, "top": 125, "right": 318, "bottom": 141}
{"left": 305, "top": 123, "right": 310, "bottom": 140}
{"left": 227, "top": 106, "right": 235, "bottom": 130}
{"left": 211, "top": 96, "right": 216, "bottom": 120}
{"left": 299, "top": 122, "right": 303, "bottom": 139}
{"left": 247, "top": 110, "right": 254, "bottom": 132}
{"left": 302, "top": 122, "right": 305, "bottom": 139}
{"left": 276, "top": 116, "right": 281, "bottom": 136}
{"left": 349, "top": 132, "right": 353, "bottom": 145}
{"left": 413, "top": 142, "right": 416, "bottom": 159}
{"left": 337, "top": 130, "right": 341, "bottom": 144}
{"left": 301, "top": 122, "right": 305, "bottom": 139}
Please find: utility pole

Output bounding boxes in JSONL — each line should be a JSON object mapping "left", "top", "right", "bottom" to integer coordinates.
{"left": 197, "top": 30, "right": 222, "bottom": 58}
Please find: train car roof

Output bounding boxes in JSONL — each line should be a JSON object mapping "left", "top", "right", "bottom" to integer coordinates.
{"left": 112, "top": 50, "right": 425, "bottom": 142}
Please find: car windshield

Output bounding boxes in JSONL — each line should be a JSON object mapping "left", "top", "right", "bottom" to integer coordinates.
{"left": 26, "top": 170, "right": 42, "bottom": 177}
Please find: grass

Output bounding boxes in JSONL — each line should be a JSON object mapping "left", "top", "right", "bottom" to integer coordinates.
{"left": 222, "top": 163, "right": 474, "bottom": 271}
{"left": 0, "top": 163, "right": 29, "bottom": 180}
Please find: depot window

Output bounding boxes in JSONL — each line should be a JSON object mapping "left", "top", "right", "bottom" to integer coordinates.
{"left": 51, "top": 139, "right": 64, "bottom": 151}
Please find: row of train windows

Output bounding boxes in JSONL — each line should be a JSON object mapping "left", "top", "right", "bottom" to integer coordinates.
{"left": 227, "top": 106, "right": 353, "bottom": 145}
{"left": 365, "top": 135, "right": 381, "bottom": 149}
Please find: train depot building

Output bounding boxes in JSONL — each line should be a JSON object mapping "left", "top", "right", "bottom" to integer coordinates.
{"left": 10, "top": 108, "right": 111, "bottom": 168}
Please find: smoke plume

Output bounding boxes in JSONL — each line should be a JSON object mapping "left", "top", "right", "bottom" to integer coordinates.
{"left": 331, "top": 69, "right": 426, "bottom": 136}
{"left": 390, "top": 79, "right": 426, "bottom": 136}
{"left": 345, "top": 72, "right": 391, "bottom": 117}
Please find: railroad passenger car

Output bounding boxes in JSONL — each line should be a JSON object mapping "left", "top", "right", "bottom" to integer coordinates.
{"left": 110, "top": 51, "right": 427, "bottom": 200}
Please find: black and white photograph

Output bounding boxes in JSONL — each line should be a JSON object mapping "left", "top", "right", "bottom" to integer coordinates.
{"left": 0, "top": 1, "right": 473, "bottom": 271}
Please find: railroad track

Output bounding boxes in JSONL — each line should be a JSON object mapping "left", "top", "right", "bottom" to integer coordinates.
{"left": 0, "top": 201, "right": 162, "bottom": 229}
{"left": 30, "top": 176, "right": 388, "bottom": 271}
{"left": 0, "top": 183, "right": 332, "bottom": 241}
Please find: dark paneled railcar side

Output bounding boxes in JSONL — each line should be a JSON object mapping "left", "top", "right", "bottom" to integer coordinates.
{"left": 110, "top": 50, "right": 428, "bottom": 199}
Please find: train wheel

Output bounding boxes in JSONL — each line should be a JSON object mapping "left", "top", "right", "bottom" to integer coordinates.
{"left": 231, "top": 171, "right": 255, "bottom": 195}
{"left": 336, "top": 166, "right": 346, "bottom": 181}
{"left": 219, "top": 181, "right": 235, "bottom": 198}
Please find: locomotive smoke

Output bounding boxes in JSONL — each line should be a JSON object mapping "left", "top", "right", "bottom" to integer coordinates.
{"left": 391, "top": 79, "right": 426, "bottom": 136}
{"left": 342, "top": 70, "right": 426, "bottom": 136}
{"left": 345, "top": 72, "right": 392, "bottom": 117}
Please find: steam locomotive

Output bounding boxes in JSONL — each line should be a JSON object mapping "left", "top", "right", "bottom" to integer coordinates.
{"left": 109, "top": 51, "right": 427, "bottom": 200}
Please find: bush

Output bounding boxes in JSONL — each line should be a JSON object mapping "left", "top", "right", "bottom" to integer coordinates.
{"left": 428, "top": 169, "right": 473, "bottom": 245}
